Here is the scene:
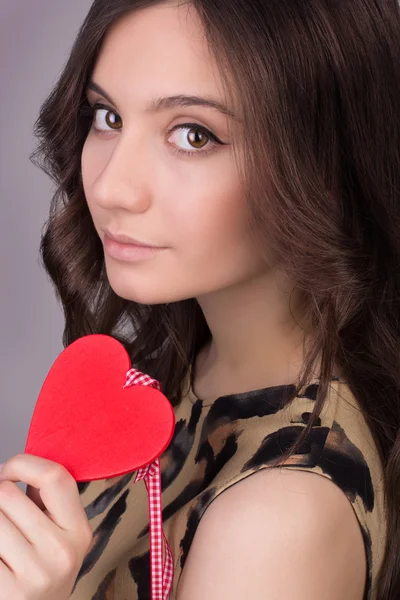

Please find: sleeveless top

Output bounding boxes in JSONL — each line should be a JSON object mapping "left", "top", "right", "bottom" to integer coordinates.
{"left": 70, "top": 367, "right": 387, "bottom": 600}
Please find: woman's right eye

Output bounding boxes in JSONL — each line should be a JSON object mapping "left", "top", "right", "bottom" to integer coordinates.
{"left": 93, "top": 104, "right": 122, "bottom": 131}
{"left": 80, "top": 102, "right": 122, "bottom": 132}
{"left": 93, "top": 106, "right": 122, "bottom": 132}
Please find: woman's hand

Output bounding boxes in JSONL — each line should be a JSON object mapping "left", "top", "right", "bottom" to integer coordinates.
{"left": 0, "top": 453, "right": 93, "bottom": 600}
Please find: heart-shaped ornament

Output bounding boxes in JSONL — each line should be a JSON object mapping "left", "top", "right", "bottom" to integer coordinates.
{"left": 25, "top": 334, "right": 175, "bottom": 482}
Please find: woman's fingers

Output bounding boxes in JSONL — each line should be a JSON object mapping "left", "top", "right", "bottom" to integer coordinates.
{"left": 0, "top": 501, "right": 40, "bottom": 580}
{"left": 0, "top": 454, "right": 93, "bottom": 599}
{"left": 0, "top": 479, "right": 71, "bottom": 554}
{"left": 0, "top": 557, "right": 17, "bottom": 600}
{"left": 0, "top": 454, "right": 92, "bottom": 550}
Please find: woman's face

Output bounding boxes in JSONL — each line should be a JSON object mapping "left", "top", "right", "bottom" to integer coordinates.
{"left": 82, "top": 0, "right": 268, "bottom": 305}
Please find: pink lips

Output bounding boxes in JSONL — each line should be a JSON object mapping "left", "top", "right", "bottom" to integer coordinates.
{"left": 104, "top": 230, "right": 163, "bottom": 247}
{"left": 103, "top": 233, "right": 166, "bottom": 262}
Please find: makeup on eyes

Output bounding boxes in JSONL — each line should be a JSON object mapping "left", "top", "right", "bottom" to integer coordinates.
{"left": 79, "top": 100, "right": 229, "bottom": 157}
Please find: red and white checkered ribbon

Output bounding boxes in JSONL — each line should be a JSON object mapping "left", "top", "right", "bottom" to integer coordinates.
{"left": 123, "top": 368, "right": 174, "bottom": 600}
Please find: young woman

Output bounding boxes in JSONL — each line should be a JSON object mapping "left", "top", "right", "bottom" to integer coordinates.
{"left": 0, "top": 0, "right": 399, "bottom": 598}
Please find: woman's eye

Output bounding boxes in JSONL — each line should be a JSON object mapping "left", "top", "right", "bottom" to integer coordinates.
{"left": 168, "top": 126, "right": 209, "bottom": 150}
{"left": 80, "top": 102, "right": 225, "bottom": 156}
{"left": 167, "top": 123, "right": 223, "bottom": 156}
{"left": 93, "top": 107, "right": 122, "bottom": 131}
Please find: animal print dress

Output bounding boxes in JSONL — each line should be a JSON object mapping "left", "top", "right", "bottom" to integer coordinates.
{"left": 70, "top": 366, "right": 387, "bottom": 599}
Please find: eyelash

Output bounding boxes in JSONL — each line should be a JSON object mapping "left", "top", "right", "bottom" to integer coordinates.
{"left": 79, "top": 102, "right": 225, "bottom": 157}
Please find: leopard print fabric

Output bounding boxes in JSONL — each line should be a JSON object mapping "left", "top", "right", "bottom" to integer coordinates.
{"left": 70, "top": 369, "right": 387, "bottom": 599}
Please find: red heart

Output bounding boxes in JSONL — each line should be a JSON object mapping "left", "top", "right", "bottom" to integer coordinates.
{"left": 25, "top": 334, "right": 175, "bottom": 481}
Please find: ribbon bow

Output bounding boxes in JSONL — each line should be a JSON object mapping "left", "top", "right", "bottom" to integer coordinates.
{"left": 123, "top": 368, "right": 174, "bottom": 600}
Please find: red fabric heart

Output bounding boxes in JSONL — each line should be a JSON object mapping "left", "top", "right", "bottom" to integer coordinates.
{"left": 25, "top": 334, "right": 175, "bottom": 481}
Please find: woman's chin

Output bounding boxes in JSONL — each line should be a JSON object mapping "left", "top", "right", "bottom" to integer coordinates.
{"left": 108, "top": 284, "right": 168, "bottom": 305}
{"left": 105, "top": 275, "right": 180, "bottom": 306}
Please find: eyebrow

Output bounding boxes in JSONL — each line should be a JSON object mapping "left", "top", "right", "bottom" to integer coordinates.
{"left": 85, "top": 81, "right": 236, "bottom": 120}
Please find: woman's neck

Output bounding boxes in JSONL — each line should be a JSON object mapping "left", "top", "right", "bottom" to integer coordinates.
{"left": 193, "top": 268, "right": 344, "bottom": 401}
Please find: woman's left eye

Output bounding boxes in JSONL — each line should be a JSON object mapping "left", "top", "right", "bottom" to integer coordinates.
{"left": 166, "top": 123, "right": 225, "bottom": 157}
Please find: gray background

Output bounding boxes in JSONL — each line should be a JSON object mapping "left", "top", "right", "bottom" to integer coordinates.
{"left": 0, "top": 2, "right": 92, "bottom": 466}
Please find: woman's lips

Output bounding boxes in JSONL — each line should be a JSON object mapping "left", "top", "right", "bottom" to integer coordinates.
{"left": 103, "top": 233, "right": 166, "bottom": 262}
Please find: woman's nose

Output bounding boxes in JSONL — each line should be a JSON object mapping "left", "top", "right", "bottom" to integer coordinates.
{"left": 91, "top": 134, "right": 152, "bottom": 213}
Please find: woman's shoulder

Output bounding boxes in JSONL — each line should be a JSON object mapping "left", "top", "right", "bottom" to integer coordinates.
{"left": 177, "top": 466, "right": 367, "bottom": 600}
{"left": 177, "top": 377, "right": 386, "bottom": 599}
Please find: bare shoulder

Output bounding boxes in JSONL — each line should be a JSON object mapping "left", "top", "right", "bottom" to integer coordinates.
{"left": 177, "top": 468, "right": 367, "bottom": 600}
